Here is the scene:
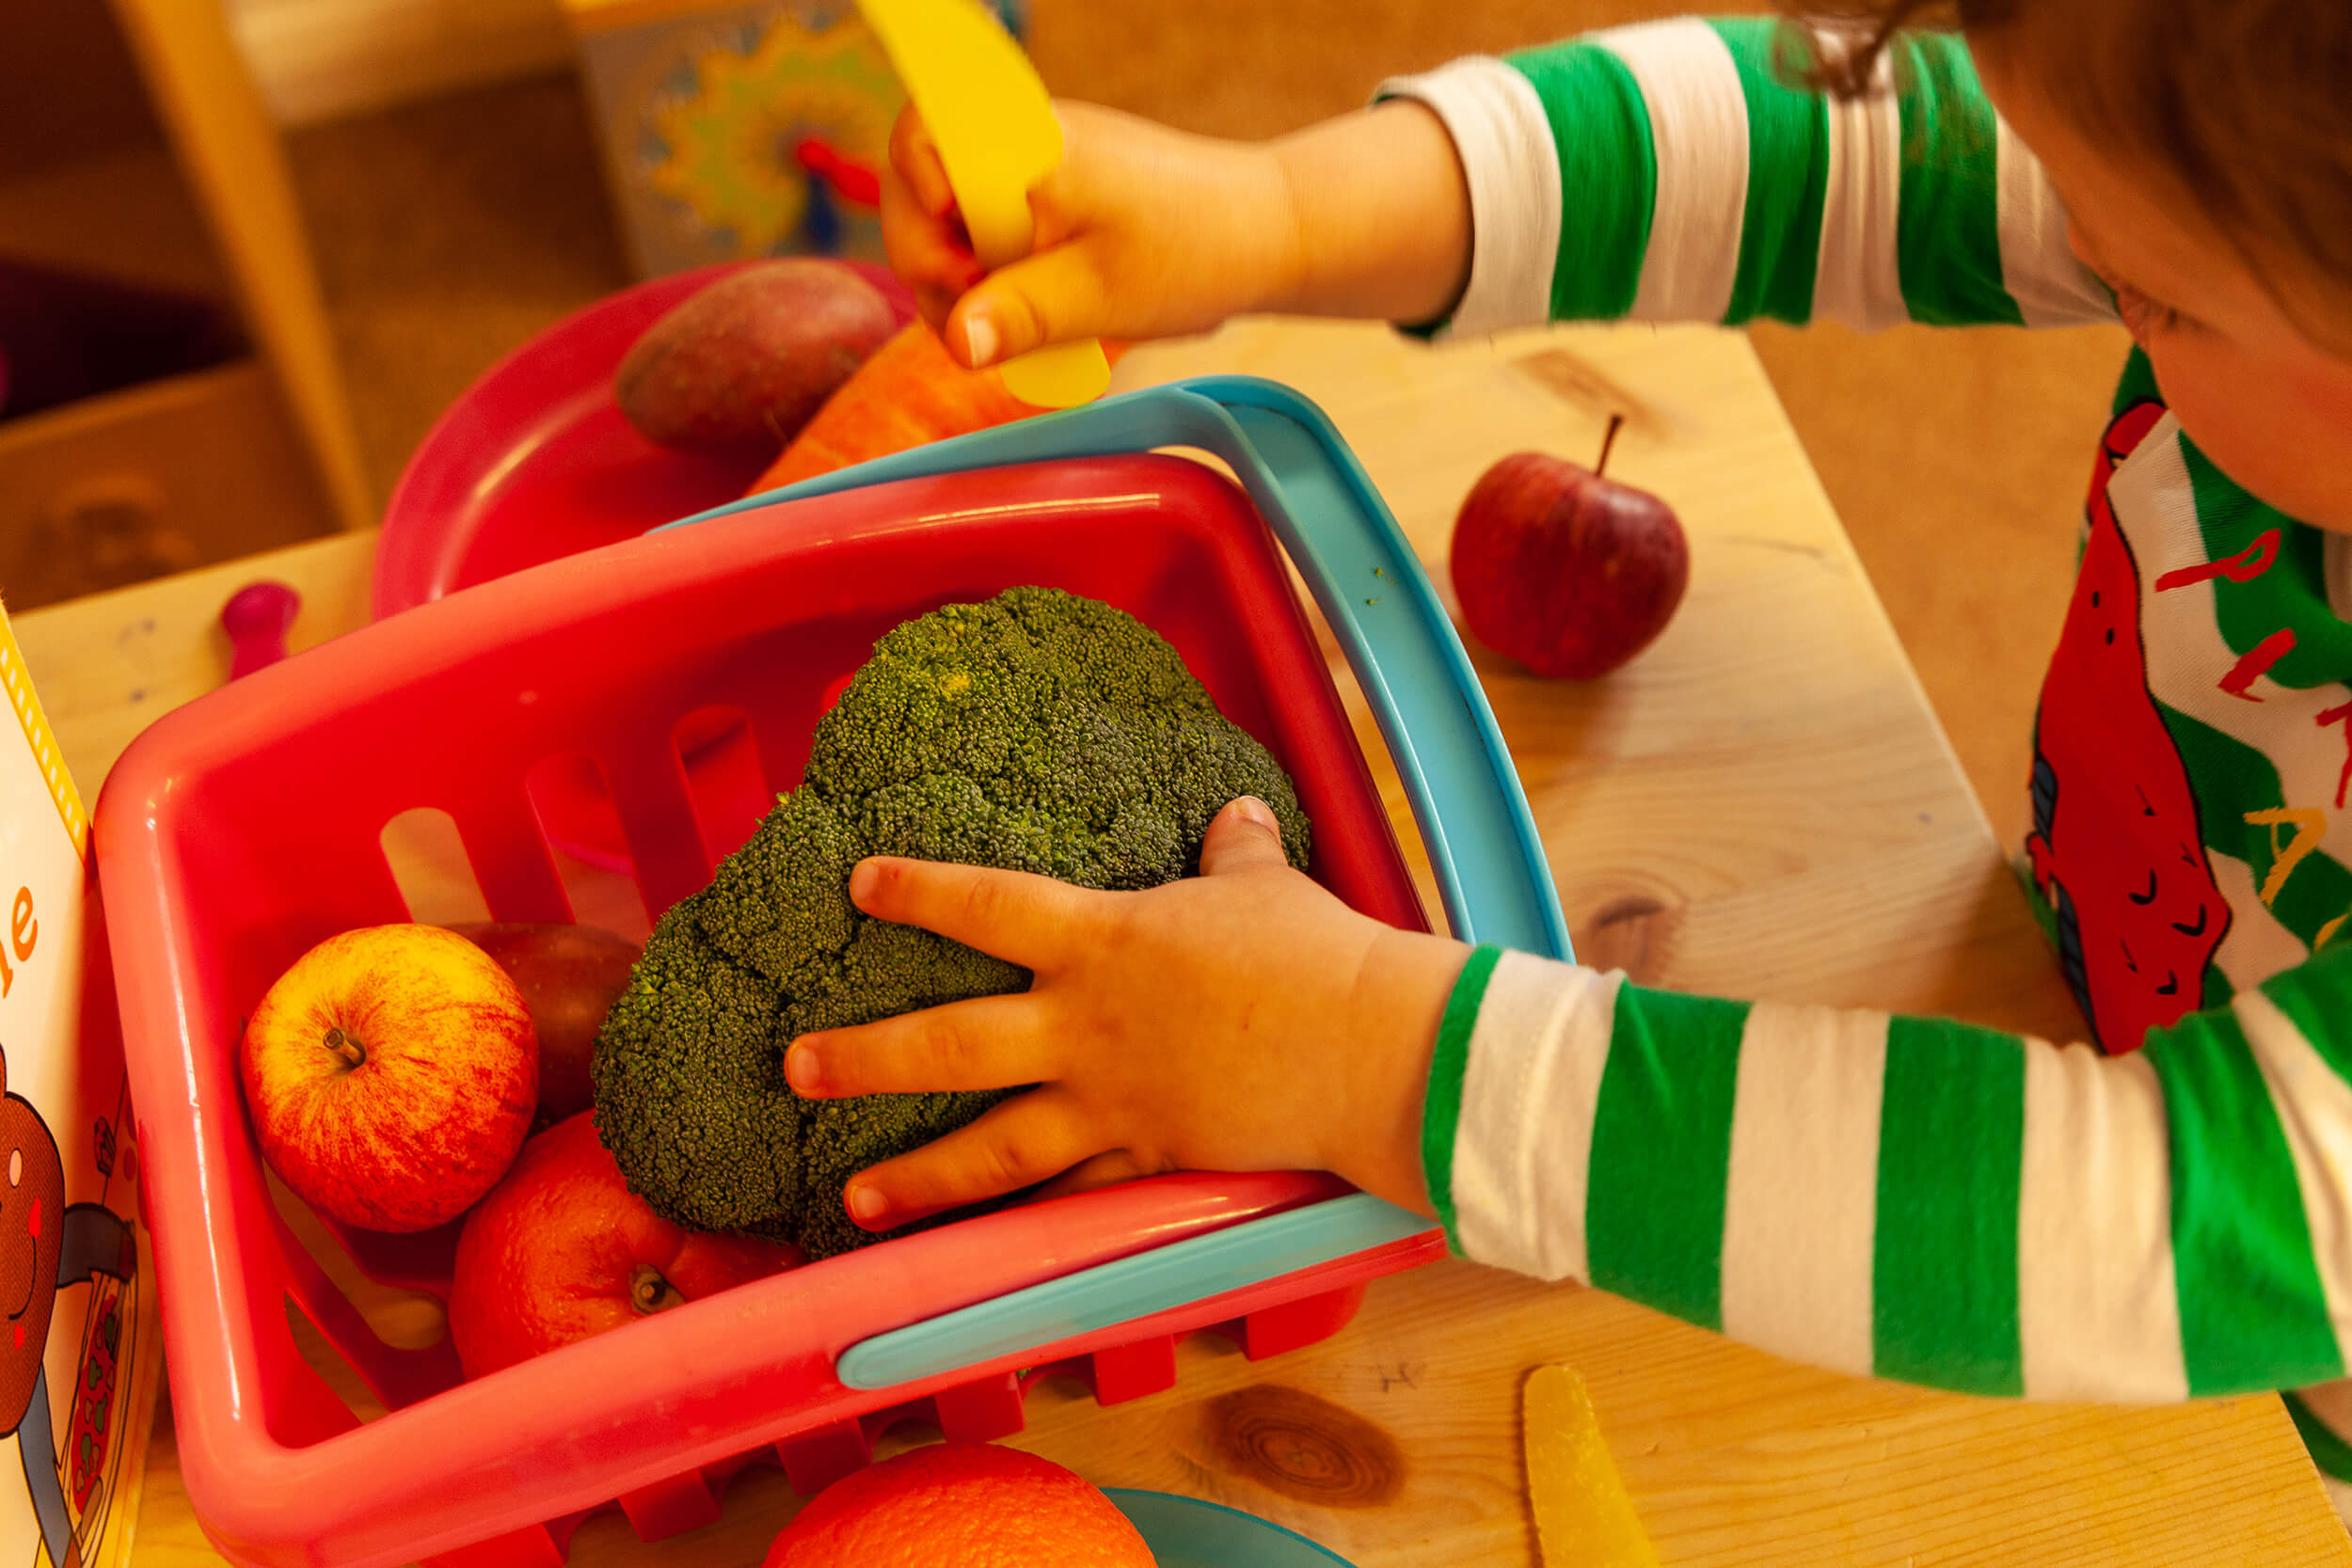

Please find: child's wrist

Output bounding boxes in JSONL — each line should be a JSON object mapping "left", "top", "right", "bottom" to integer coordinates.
{"left": 1329, "top": 927, "right": 1472, "bottom": 1217}
{"left": 1260, "top": 102, "right": 1471, "bottom": 325}
{"left": 1216, "top": 141, "right": 1310, "bottom": 321}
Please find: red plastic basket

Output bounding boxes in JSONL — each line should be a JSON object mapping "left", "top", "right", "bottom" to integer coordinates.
{"left": 95, "top": 454, "right": 1447, "bottom": 1568}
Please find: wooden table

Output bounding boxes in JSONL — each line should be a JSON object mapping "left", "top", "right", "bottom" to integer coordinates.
{"left": 17, "top": 319, "right": 2346, "bottom": 1566}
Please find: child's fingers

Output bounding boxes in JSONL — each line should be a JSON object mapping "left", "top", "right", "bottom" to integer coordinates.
{"left": 844, "top": 1088, "right": 1101, "bottom": 1227}
{"left": 1029, "top": 1148, "right": 1157, "bottom": 1202}
{"left": 887, "top": 106, "right": 956, "bottom": 216}
{"left": 880, "top": 172, "right": 984, "bottom": 317}
{"left": 847, "top": 855, "right": 1093, "bottom": 967}
{"left": 942, "top": 241, "right": 1112, "bottom": 367}
{"left": 1197, "top": 797, "right": 1290, "bottom": 877}
{"left": 912, "top": 282, "right": 961, "bottom": 335}
{"left": 787, "top": 991, "right": 1055, "bottom": 1099}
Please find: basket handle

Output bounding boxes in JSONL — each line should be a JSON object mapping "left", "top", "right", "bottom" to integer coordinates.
{"left": 669, "top": 375, "right": 1572, "bottom": 957}
{"left": 834, "top": 1190, "right": 1432, "bottom": 1390}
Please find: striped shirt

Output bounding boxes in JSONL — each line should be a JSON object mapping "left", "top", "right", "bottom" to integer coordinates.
{"left": 1385, "top": 16, "right": 2352, "bottom": 1500}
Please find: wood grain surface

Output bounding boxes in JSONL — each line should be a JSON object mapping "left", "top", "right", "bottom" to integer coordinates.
{"left": 14, "top": 317, "right": 2344, "bottom": 1565}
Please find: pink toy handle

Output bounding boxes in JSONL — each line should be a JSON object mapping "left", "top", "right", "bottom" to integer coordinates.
{"left": 220, "top": 580, "right": 300, "bottom": 680}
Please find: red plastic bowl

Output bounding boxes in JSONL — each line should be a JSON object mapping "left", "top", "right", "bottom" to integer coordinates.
{"left": 373, "top": 260, "right": 916, "bottom": 620}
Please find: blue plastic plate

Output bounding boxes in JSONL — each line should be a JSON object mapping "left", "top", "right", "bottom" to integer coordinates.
{"left": 1107, "top": 1489, "right": 1357, "bottom": 1566}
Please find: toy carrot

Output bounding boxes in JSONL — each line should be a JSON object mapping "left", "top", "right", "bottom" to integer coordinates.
{"left": 743, "top": 320, "right": 1125, "bottom": 494}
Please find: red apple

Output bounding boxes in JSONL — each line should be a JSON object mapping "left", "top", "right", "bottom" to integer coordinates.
{"left": 1450, "top": 417, "right": 1689, "bottom": 678}
{"left": 447, "top": 1112, "right": 801, "bottom": 1378}
{"left": 240, "top": 924, "right": 537, "bottom": 1233}
{"left": 443, "top": 922, "right": 641, "bottom": 1131}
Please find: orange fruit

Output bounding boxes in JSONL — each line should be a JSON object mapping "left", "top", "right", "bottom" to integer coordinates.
{"left": 763, "top": 1442, "right": 1156, "bottom": 1567}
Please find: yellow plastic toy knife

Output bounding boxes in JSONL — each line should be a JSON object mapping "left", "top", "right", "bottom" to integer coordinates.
{"left": 1523, "top": 1364, "right": 1662, "bottom": 1568}
{"left": 857, "top": 0, "right": 1112, "bottom": 407}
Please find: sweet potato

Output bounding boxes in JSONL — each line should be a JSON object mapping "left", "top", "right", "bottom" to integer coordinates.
{"left": 446, "top": 923, "right": 642, "bottom": 1130}
{"left": 615, "top": 260, "right": 897, "bottom": 459}
{"left": 744, "top": 321, "right": 1126, "bottom": 494}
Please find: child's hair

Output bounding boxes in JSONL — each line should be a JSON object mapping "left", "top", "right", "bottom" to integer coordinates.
{"left": 1776, "top": 1, "right": 1984, "bottom": 97}
{"left": 1777, "top": 1, "right": 2352, "bottom": 340}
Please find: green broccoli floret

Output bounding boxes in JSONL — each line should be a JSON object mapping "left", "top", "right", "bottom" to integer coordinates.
{"left": 593, "top": 585, "right": 1311, "bottom": 1259}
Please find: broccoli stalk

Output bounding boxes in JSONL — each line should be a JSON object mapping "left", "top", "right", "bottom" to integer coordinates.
{"left": 592, "top": 586, "right": 1311, "bottom": 1259}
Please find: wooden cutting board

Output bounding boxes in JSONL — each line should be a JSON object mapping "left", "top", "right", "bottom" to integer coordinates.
{"left": 18, "top": 316, "right": 2346, "bottom": 1566}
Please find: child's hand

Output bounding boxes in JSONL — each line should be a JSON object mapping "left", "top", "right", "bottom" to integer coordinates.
{"left": 881, "top": 98, "right": 1472, "bottom": 370}
{"left": 881, "top": 101, "right": 1303, "bottom": 370}
{"left": 784, "top": 797, "right": 1470, "bottom": 1229}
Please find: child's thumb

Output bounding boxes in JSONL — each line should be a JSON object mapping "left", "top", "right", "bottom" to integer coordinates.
{"left": 1199, "top": 797, "right": 1288, "bottom": 877}
{"left": 945, "top": 243, "right": 1111, "bottom": 370}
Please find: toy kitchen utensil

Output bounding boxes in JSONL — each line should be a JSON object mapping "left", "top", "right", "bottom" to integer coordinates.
{"left": 220, "top": 581, "right": 299, "bottom": 679}
{"left": 856, "top": 0, "right": 1111, "bottom": 408}
{"left": 1524, "top": 1364, "right": 1661, "bottom": 1568}
{"left": 1106, "top": 1489, "right": 1357, "bottom": 1566}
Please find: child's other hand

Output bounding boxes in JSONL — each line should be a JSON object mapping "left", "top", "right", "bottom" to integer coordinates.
{"left": 880, "top": 101, "right": 1302, "bottom": 370}
{"left": 882, "top": 98, "right": 1471, "bottom": 369}
{"left": 785, "top": 797, "right": 1469, "bottom": 1229}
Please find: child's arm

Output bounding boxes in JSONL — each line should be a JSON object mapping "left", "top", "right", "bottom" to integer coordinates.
{"left": 791, "top": 800, "right": 2352, "bottom": 1406}
{"left": 883, "top": 19, "right": 2115, "bottom": 368}
{"left": 1389, "top": 18, "right": 2115, "bottom": 337}
{"left": 880, "top": 98, "right": 1474, "bottom": 365}
{"left": 1430, "top": 929, "right": 2352, "bottom": 1404}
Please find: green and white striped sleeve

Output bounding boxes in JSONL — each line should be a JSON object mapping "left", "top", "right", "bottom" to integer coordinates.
{"left": 1378, "top": 17, "right": 2112, "bottom": 337}
{"left": 1426, "top": 944, "right": 2352, "bottom": 1402}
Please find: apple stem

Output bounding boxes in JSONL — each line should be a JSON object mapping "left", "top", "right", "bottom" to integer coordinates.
{"left": 322, "top": 1027, "right": 366, "bottom": 1070}
{"left": 1596, "top": 413, "right": 1625, "bottom": 479}
{"left": 630, "top": 1262, "right": 685, "bottom": 1316}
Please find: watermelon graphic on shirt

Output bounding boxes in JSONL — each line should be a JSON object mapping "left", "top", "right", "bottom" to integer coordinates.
{"left": 2025, "top": 400, "right": 2230, "bottom": 1052}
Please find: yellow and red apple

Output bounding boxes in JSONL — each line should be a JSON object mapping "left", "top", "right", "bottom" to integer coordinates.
{"left": 240, "top": 924, "right": 537, "bottom": 1232}
{"left": 447, "top": 1112, "right": 800, "bottom": 1378}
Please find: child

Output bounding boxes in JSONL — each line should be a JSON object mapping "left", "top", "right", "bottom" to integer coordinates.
{"left": 787, "top": 0, "right": 2352, "bottom": 1517}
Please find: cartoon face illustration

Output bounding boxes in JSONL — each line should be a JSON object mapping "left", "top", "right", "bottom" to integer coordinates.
{"left": 0, "top": 1048, "right": 143, "bottom": 1568}
{"left": 0, "top": 1048, "right": 64, "bottom": 1437}
{"left": 2026, "top": 401, "right": 2233, "bottom": 1052}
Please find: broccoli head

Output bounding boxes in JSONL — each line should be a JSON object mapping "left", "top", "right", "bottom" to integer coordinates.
{"left": 593, "top": 585, "right": 1311, "bottom": 1259}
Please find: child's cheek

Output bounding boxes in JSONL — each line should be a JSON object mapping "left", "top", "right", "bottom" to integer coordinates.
{"left": 2159, "top": 336, "right": 2352, "bottom": 532}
